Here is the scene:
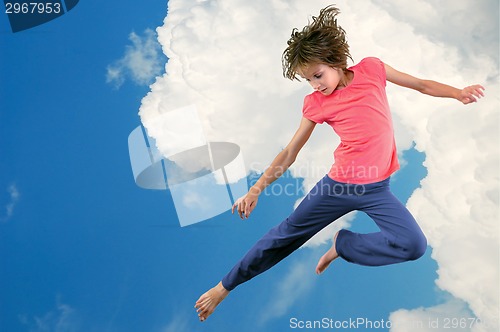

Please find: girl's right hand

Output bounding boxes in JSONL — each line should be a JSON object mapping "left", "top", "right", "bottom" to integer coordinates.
{"left": 232, "top": 187, "right": 260, "bottom": 219}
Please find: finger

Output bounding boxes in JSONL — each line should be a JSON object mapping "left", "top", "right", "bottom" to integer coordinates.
{"left": 244, "top": 202, "right": 250, "bottom": 219}
{"left": 472, "top": 85, "right": 485, "bottom": 97}
{"left": 238, "top": 202, "right": 244, "bottom": 219}
{"left": 465, "top": 89, "right": 478, "bottom": 101}
{"left": 245, "top": 203, "right": 253, "bottom": 219}
{"left": 469, "top": 88, "right": 481, "bottom": 99}
{"left": 232, "top": 201, "right": 240, "bottom": 215}
{"left": 474, "top": 88, "right": 484, "bottom": 98}
{"left": 461, "top": 96, "right": 472, "bottom": 105}
{"left": 465, "top": 97, "right": 475, "bottom": 104}
{"left": 467, "top": 95, "right": 477, "bottom": 103}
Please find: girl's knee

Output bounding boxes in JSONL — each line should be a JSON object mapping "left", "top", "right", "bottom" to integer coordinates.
{"left": 404, "top": 232, "right": 427, "bottom": 261}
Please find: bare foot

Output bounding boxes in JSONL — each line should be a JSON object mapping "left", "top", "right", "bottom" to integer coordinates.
{"left": 195, "top": 281, "right": 230, "bottom": 322}
{"left": 315, "top": 232, "right": 339, "bottom": 275}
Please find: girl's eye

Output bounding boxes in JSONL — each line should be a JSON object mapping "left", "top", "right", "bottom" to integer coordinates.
{"left": 314, "top": 74, "right": 322, "bottom": 79}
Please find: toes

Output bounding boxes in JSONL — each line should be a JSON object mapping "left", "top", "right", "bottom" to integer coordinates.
{"left": 316, "top": 264, "right": 325, "bottom": 275}
{"left": 196, "top": 300, "right": 211, "bottom": 313}
{"left": 197, "top": 307, "right": 207, "bottom": 317}
{"left": 315, "top": 261, "right": 323, "bottom": 274}
{"left": 195, "top": 293, "right": 209, "bottom": 305}
{"left": 198, "top": 306, "right": 212, "bottom": 321}
{"left": 195, "top": 285, "right": 228, "bottom": 322}
{"left": 198, "top": 297, "right": 210, "bottom": 306}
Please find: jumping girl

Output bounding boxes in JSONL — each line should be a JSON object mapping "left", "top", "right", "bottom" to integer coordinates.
{"left": 195, "top": 5, "right": 484, "bottom": 322}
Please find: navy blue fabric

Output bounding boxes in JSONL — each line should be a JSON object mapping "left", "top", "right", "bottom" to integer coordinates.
{"left": 222, "top": 175, "right": 427, "bottom": 291}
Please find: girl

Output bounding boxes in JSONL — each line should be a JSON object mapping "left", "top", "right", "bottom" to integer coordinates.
{"left": 195, "top": 5, "right": 484, "bottom": 322}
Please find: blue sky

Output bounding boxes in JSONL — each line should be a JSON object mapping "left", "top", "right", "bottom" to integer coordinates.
{"left": 1, "top": 1, "right": 497, "bottom": 332}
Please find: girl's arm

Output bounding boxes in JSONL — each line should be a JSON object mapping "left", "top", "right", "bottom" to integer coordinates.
{"left": 232, "top": 117, "right": 317, "bottom": 219}
{"left": 384, "top": 63, "right": 485, "bottom": 104}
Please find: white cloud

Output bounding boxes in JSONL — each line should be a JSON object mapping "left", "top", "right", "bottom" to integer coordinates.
{"left": 372, "top": 0, "right": 499, "bottom": 66}
{"left": 140, "top": 0, "right": 499, "bottom": 327}
{"left": 1, "top": 183, "right": 20, "bottom": 222}
{"left": 389, "top": 298, "right": 475, "bottom": 332}
{"left": 301, "top": 211, "right": 356, "bottom": 248}
{"left": 161, "top": 312, "right": 191, "bottom": 332}
{"left": 20, "top": 300, "right": 79, "bottom": 332}
{"left": 106, "top": 29, "right": 164, "bottom": 89}
{"left": 258, "top": 256, "right": 316, "bottom": 325}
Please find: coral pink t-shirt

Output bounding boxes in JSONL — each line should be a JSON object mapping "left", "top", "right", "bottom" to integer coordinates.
{"left": 302, "top": 57, "right": 399, "bottom": 184}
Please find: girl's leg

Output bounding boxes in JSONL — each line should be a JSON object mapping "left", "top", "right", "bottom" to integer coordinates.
{"left": 221, "top": 175, "right": 353, "bottom": 291}
{"left": 335, "top": 179, "right": 427, "bottom": 266}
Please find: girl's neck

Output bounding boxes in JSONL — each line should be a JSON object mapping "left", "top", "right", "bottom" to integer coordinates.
{"left": 336, "top": 69, "right": 354, "bottom": 90}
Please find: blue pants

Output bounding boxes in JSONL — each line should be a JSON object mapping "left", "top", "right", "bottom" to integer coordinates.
{"left": 221, "top": 175, "right": 427, "bottom": 291}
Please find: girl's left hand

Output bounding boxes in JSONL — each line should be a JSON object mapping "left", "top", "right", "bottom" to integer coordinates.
{"left": 458, "top": 84, "right": 485, "bottom": 104}
{"left": 231, "top": 188, "right": 260, "bottom": 220}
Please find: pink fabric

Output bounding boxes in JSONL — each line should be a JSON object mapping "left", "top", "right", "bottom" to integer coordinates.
{"left": 302, "top": 57, "right": 399, "bottom": 184}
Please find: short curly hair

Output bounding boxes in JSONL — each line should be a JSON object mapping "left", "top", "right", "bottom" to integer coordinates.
{"left": 282, "top": 5, "right": 353, "bottom": 80}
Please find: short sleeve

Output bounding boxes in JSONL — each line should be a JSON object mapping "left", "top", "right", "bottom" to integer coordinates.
{"left": 302, "top": 93, "right": 324, "bottom": 124}
{"left": 362, "top": 57, "right": 386, "bottom": 87}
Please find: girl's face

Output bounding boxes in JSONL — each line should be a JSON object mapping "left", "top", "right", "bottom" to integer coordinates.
{"left": 299, "top": 63, "right": 345, "bottom": 96}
